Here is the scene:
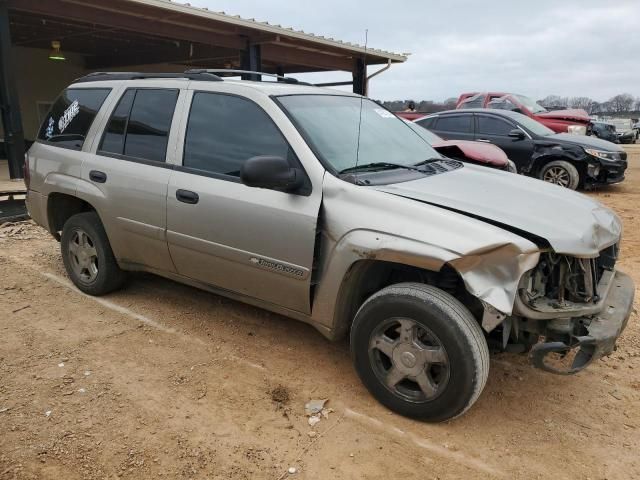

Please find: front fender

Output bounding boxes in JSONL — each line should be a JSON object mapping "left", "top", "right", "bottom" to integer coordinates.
{"left": 310, "top": 227, "right": 539, "bottom": 335}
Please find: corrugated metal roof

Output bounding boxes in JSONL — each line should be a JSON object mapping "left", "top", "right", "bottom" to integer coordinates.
{"left": 129, "top": 0, "right": 407, "bottom": 62}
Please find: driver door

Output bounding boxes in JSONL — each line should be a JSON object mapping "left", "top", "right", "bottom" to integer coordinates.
{"left": 166, "top": 90, "right": 322, "bottom": 314}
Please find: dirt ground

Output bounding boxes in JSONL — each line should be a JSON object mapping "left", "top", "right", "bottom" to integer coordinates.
{"left": 1, "top": 148, "right": 639, "bottom": 480}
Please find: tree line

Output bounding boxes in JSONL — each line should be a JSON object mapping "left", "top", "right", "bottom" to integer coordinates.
{"left": 379, "top": 93, "right": 640, "bottom": 115}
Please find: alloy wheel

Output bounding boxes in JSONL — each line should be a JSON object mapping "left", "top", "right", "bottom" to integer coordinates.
{"left": 368, "top": 317, "right": 450, "bottom": 402}
{"left": 68, "top": 228, "right": 99, "bottom": 283}
{"left": 543, "top": 166, "right": 571, "bottom": 187}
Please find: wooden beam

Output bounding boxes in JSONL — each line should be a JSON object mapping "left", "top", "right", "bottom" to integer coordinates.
{"left": 261, "top": 43, "right": 352, "bottom": 72}
{"left": 86, "top": 44, "right": 234, "bottom": 69}
{"left": 8, "top": 0, "right": 246, "bottom": 50}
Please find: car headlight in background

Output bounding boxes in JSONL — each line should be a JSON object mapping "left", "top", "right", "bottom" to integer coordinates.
{"left": 584, "top": 148, "right": 618, "bottom": 161}
{"left": 568, "top": 125, "right": 587, "bottom": 135}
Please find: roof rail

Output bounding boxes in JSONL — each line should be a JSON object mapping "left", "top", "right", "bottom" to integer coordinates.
{"left": 184, "top": 69, "right": 312, "bottom": 85}
{"left": 73, "top": 71, "right": 223, "bottom": 83}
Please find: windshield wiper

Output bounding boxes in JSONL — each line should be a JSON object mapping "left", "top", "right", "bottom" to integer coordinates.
{"left": 340, "top": 162, "right": 429, "bottom": 174}
{"left": 414, "top": 157, "right": 443, "bottom": 166}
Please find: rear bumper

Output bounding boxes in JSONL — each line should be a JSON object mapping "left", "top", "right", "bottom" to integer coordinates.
{"left": 25, "top": 189, "right": 48, "bottom": 229}
{"left": 529, "top": 270, "right": 634, "bottom": 374}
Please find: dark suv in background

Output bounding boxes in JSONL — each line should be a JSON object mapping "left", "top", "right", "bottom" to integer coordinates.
{"left": 416, "top": 109, "right": 627, "bottom": 190}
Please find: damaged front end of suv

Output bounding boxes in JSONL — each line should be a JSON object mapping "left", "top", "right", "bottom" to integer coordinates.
{"left": 508, "top": 245, "right": 633, "bottom": 374}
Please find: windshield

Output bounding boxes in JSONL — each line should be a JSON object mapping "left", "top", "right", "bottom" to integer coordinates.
{"left": 277, "top": 95, "right": 441, "bottom": 173}
{"left": 513, "top": 94, "right": 547, "bottom": 114}
{"left": 513, "top": 112, "right": 555, "bottom": 136}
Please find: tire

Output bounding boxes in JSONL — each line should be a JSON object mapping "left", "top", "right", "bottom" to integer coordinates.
{"left": 539, "top": 160, "right": 580, "bottom": 190}
{"left": 350, "top": 283, "right": 489, "bottom": 422}
{"left": 60, "top": 212, "right": 126, "bottom": 295}
{"left": 506, "top": 160, "right": 518, "bottom": 173}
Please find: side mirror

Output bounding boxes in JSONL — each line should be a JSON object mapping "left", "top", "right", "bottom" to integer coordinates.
{"left": 240, "top": 155, "right": 304, "bottom": 193}
{"left": 508, "top": 129, "right": 526, "bottom": 140}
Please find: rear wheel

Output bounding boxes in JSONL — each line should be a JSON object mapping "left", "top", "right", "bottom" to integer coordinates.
{"left": 540, "top": 160, "right": 580, "bottom": 190}
{"left": 61, "top": 212, "right": 126, "bottom": 295}
{"left": 350, "top": 283, "right": 489, "bottom": 422}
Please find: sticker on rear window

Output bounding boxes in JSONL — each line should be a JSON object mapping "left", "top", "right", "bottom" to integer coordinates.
{"left": 58, "top": 99, "right": 80, "bottom": 133}
{"left": 374, "top": 108, "right": 395, "bottom": 118}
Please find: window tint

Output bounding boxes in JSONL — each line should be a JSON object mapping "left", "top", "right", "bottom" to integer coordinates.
{"left": 183, "top": 92, "right": 289, "bottom": 177}
{"left": 99, "top": 88, "right": 178, "bottom": 162}
{"left": 37, "top": 88, "right": 110, "bottom": 150}
{"left": 416, "top": 117, "right": 436, "bottom": 129}
{"left": 99, "top": 90, "right": 135, "bottom": 155}
{"left": 435, "top": 115, "right": 472, "bottom": 133}
{"left": 476, "top": 116, "right": 514, "bottom": 136}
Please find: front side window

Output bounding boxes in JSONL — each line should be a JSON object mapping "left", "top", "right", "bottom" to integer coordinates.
{"left": 476, "top": 116, "right": 514, "bottom": 136}
{"left": 183, "top": 92, "right": 290, "bottom": 177}
{"left": 435, "top": 115, "right": 472, "bottom": 133}
{"left": 277, "top": 95, "right": 441, "bottom": 173}
{"left": 37, "top": 88, "right": 111, "bottom": 150}
{"left": 99, "top": 88, "right": 178, "bottom": 162}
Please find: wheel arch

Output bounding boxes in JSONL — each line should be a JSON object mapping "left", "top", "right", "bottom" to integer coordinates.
{"left": 328, "top": 259, "right": 484, "bottom": 341}
{"left": 46, "top": 192, "right": 98, "bottom": 240}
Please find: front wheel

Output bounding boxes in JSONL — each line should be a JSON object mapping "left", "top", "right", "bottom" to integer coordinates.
{"left": 350, "top": 283, "right": 489, "bottom": 422}
{"left": 539, "top": 160, "right": 580, "bottom": 190}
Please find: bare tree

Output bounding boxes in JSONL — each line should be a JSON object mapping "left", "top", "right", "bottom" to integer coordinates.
{"left": 608, "top": 93, "right": 635, "bottom": 113}
{"left": 539, "top": 95, "right": 568, "bottom": 108}
{"left": 569, "top": 96, "right": 594, "bottom": 112}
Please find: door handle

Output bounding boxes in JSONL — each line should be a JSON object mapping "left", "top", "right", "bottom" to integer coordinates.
{"left": 176, "top": 189, "right": 199, "bottom": 204}
{"left": 476, "top": 138, "right": 491, "bottom": 143}
{"left": 89, "top": 170, "right": 107, "bottom": 183}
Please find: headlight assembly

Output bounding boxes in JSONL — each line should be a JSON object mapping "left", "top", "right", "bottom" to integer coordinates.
{"left": 584, "top": 148, "right": 618, "bottom": 161}
{"left": 567, "top": 125, "right": 587, "bottom": 135}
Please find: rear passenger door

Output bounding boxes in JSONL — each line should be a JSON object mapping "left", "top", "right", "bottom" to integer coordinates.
{"left": 474, "top": 114, "right": 534, "bottom": 171}
{"left": 81, "top": 85, "right": 184, "bottom": 273}
{"left": 166, "top": 90, "right": 322, "bottom": 314}
{"left": 429, "top": 114, "right": 474, "bottom": 141}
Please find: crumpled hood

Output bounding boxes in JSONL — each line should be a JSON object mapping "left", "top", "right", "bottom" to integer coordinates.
{"left": 432, "top": 139, "right": 508, "bottom": 166}
{"left": 536, "top": 108, "right": 590, "bottom": 123}
{"left": 373, "top": 165, "right": 621, "bottom": 257}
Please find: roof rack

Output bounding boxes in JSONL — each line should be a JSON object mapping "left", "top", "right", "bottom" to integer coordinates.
{"left": 184, "top": 69, "right": 312, "bottom": 85}
{"left": 73, "top": 71, "right": 223, "bottom": 83}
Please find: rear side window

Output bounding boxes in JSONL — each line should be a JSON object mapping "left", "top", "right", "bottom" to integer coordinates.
{"left": 183, "top": 92, "right": 290, "bottom": 177}
{"left": 37, "top": 88, "right": 110, "bottom": 150}
{"left": 435, "top": 115, "right": 472, "bottom": 133}
{"left": 476, "top": 116, "right": 514, "bottom": 136}
{"left": 99, "top": 88, "right": 178, "bottom": 163}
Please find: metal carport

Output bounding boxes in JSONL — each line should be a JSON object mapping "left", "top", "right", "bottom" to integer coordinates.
{"left": 0, "top": 0, "right": 406, "bottom": 181}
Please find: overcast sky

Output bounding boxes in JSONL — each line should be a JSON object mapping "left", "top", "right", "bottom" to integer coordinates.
{"left": 190, "top": 0, "right": 639, "bottom": 102}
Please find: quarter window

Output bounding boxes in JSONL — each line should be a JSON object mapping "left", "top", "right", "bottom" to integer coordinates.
{"left": 435, "top": 115, "right": 472, "bottom": 133}
{"left": 476, "top": 116, "right": 514, "bottom": 136}
{"left": 99, "top": 88, "right": 178, "bottom": 163}
{"left": 183, "top": 92, "right": 290, "bottom": 177}
{"left": 37, "top": 88, "right": 111, "bottom": 150}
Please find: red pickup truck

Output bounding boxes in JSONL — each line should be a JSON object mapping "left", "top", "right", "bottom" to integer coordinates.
{"left": 456, "top": 92, "right": 591, "bottom": 135}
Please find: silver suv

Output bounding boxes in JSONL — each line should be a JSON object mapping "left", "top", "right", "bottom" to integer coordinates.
{"left": 26, "top": 71, "right": 634, "bottom": 422}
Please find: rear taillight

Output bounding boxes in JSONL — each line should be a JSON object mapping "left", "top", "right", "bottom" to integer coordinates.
{"left": 23, "top": 153, "right": 30, "bottom": 189}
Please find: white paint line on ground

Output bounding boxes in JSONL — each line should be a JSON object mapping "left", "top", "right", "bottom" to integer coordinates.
{"left": 41, "top": 272, "right": 177, "bottom": 334}
{"left": 344, "top": 408, "right": 505, "bottom": 478}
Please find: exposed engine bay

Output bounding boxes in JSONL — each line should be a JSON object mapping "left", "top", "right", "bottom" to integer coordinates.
{"left": 489, "top": 244, "right": 627, "bottom": 375}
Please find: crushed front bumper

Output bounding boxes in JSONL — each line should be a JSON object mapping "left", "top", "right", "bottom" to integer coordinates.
{"left": 529, "top": 271, "right": 634, "bottom": 374}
